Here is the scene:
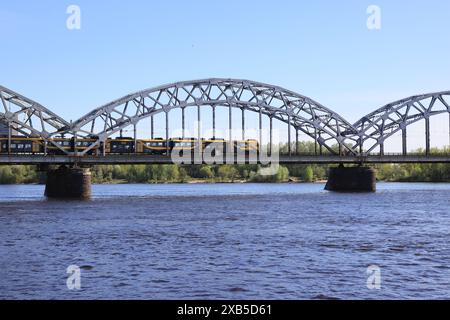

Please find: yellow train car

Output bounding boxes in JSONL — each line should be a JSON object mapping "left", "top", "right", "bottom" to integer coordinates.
{"left": 168, "top": 138, "right": 201, "bottom": 157}
{"left": 0, "top": 135, "right": 261, "bottom": 156}
{"left": 46, "top": 138, "right": 72, "bottom": 154}
{"left": 45, "top": 138, "right": 100, "bottom": 155}
{"left": 234, "top": 139, "right": 259, "bottom": 152}
{"left": 202, "top": 138, "right": 227, "bottom": 157}
{"left": 140, "top": 138, "right": 168, "bottom": 155}
{"left": 105, "top": 138, "right": 135, "bottom": 154}
{"left": 170, "top": 138, "right": 199, "bottom": 150}
{"left": 74, "top": 138, "right": 100, "bottom": 154}
{"left": 0, "top": 137, "right": 44, "bottom": 154}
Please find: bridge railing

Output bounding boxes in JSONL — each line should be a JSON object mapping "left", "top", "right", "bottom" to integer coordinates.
{"left": 364, "top": 152, "right": 450, "bottom": 157}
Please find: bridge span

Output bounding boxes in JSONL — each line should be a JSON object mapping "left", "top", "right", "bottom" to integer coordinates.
{"left": 1, "top": 154, "right": 450, "bottom": 165}
{"left": 1, "top": 78, "right": 450, "bottom": 197}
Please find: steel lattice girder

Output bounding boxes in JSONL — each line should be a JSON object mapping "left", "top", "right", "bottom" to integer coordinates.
{"left": 0, "top": 86, "right": 72, "bottom": 154}
{"left": 0, "top": 86, "right": 69, "bottom": 138}
{"left": 2, "top": 80, "right": 450, "bottom": 157}
{"left": 352, "top": 91, "right": 450, "bottom": 154}
{"left": 67, "top": 78, "right": 359, "bottom": 155}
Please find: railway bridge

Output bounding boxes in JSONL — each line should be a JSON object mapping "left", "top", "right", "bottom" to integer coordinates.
{"left": 1, "top": 79, "right": 449, "bottom": 197}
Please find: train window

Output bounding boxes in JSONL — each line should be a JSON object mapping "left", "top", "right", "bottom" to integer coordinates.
{"left": 17, "top": 144, "right": 24, "bottom": 149}
{"left": 11, "top": 144, "right": 16, "bottom": 148}
{"left": 147, "top": 142, "right": 161, "bottom": 147}
{"left": 175, "top": 142, "right": 192, "bottom": 147}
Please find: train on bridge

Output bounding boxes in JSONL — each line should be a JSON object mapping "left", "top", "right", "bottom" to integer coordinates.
{"left": 0, "top": 136, "right": 259, "bottom": 156}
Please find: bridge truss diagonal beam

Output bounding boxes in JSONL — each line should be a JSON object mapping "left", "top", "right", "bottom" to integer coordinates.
{"left": 0, "top": 86, "right": 73, "bottom": 154}
{"left": 2, "top": 81, "right": 450, "bottom": 159}
{"left": 352, "top": 91, "right": 450, "bottom": 155}
{"left": 67, "top": 78, "right": 360, "bottom": 156}
{"left": 0, "top": 86, "right": 70, "bottom": 138}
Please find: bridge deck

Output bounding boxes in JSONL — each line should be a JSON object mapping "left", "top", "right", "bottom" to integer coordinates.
{"left": 1, "top": 154, "right": 450, "bottom": 165}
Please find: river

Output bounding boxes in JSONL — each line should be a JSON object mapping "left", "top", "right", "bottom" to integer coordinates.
{"left": 1, "top": 183, "right": 450, "bottom": 299}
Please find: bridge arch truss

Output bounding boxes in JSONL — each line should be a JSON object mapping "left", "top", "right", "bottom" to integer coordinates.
{"left": 68, "top": 79, "right": 359, "bottom": 156}
{"left": 0, "top": 86, "right": 69, "bottom": 138}
{"left": 0, "top": 86, "right": 71, "bottom": 153}
{"left": 3, "top": 80, "right": 450, "bottom": 159}
{"left": 352, "top": 91, "right": 450, "bottom": 155}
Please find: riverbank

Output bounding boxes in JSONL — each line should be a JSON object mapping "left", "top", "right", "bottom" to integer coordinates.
{"left": 1, "top": 161, "right": 450, "bottom": 185}
{"left": 4, "top": 177, "right": 450, "bottom": 186}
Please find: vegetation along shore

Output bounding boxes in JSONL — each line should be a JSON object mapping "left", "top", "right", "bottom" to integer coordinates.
{"left": 1, "top": 161, "right": 450, "bottom": 185}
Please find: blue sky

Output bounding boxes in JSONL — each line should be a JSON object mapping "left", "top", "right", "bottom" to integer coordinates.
{"left": 1, "top": 0, "right": 449, "bottom": 127}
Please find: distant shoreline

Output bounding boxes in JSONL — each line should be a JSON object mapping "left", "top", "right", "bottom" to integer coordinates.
{"left": 2, "top": 179, "right": 450, "bottom": 186}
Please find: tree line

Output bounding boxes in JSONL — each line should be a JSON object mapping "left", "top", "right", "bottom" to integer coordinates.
{"left": 1, "top": 144, "right": 450, "bottom": 184}
{"left": 2, "top": 162, "right": 449, "bottom": 185}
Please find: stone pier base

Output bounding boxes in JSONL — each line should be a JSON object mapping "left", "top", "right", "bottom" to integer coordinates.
{"left": 325, "top": 166, "right": 376, "bottom": 192}
{"left": 45, "top": 166, "right": 92, "bottom": 199}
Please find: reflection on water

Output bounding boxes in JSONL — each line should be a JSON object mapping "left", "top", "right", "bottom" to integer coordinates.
{"left": 1, "top": 183, "right": 450, "bottom": 299}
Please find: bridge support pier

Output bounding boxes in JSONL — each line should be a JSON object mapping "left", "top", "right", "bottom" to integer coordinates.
{"left": 45, "top": 166, "right": 92, "bottom": 199}
{"left": 325, "top": 165, "right": 376, "bottom": 192}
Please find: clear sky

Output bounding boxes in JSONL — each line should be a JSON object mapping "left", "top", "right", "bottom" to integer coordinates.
{"left": 1, "top": 0, "right": 449, "bottom": 135}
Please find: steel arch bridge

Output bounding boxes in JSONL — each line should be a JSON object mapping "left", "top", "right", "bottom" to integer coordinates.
{"left": 351, "top": 91, "right": 450, "bottom": 156}
{"left": 66, "top": 79, "right": 359, "bottom": 156}
{"left": 0, "top": 85, "right": 71, "bottom": 154}
{"left": 0, "top": 86, "right": 68, "bottom": 135}
{"left": 1, "top": 79, "right": 450, "bottom": 164}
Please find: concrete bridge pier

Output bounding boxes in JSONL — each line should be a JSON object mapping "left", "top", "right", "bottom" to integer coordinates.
{"left": 45, "top": 166, "right": 92, "bottom": 199}
{"left": 325, "top": 165, "right": 376, "bottom": 192}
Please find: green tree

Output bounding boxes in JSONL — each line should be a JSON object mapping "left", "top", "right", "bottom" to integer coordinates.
{"left": 304, "top": 166, "right": 314, "bottom": 182}
{"left": 217, "top": 165, "right": 238, "bottom": 181}
{"left": 275, "top": 166, "right": 290, "bottom": 182}
{"left": 0, "top": 166, "right": 16, "bottom": 184}
{"left": 198, "top": 166, "right": 214, "bottom": 179}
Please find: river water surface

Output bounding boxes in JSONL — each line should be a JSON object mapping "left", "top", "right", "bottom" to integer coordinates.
{"left": 1, "top": 183, "right": 450, "bottom": 299}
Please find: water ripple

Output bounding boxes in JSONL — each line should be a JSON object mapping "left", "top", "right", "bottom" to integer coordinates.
{"left": 1, "top": 183, "right": 450, "bottom": 299}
